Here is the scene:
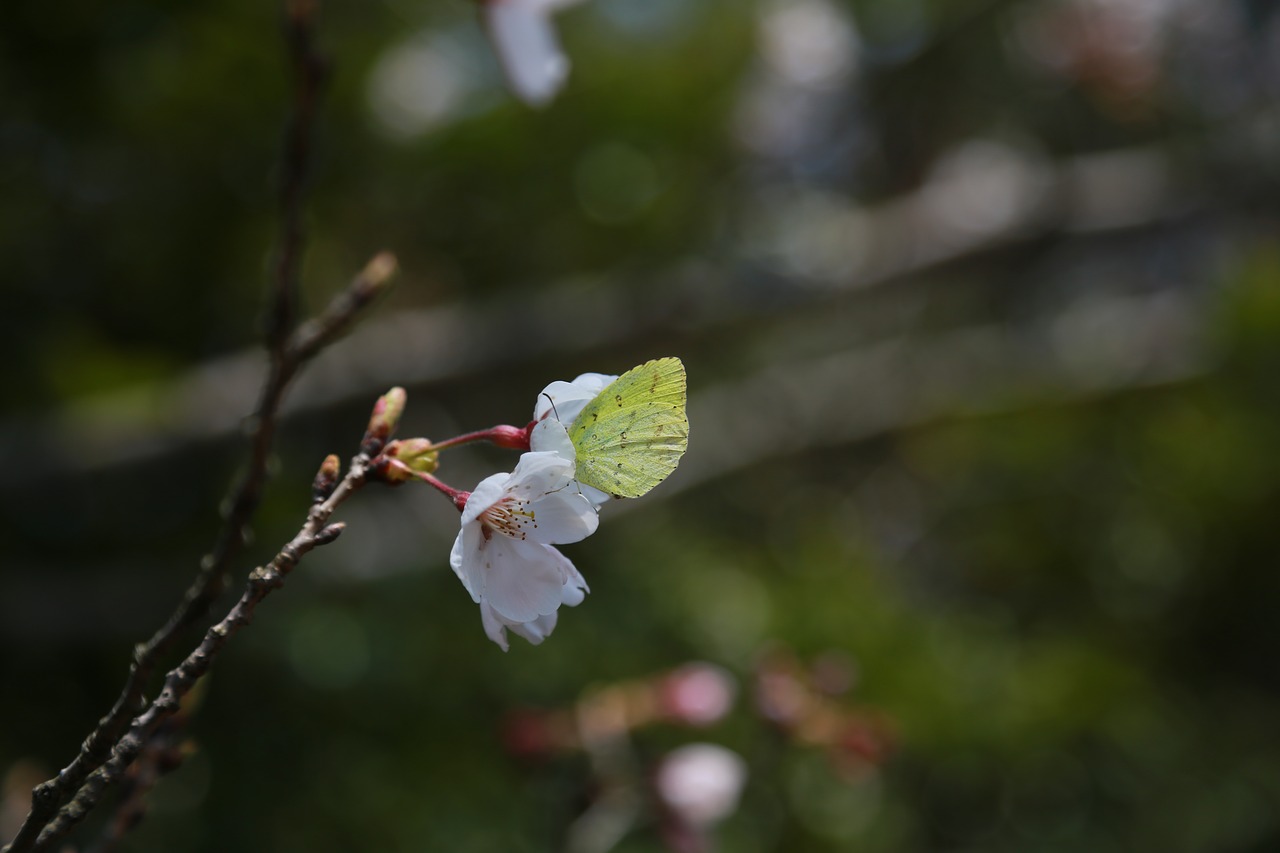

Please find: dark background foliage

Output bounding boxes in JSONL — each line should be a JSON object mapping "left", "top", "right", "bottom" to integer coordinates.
{"left": 4, "top": 0, "right": 1280, "bottom": 850}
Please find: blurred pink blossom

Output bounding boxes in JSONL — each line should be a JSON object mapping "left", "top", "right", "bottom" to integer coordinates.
{"left": 659, "top": 662, "right": 738, "bottom": 726}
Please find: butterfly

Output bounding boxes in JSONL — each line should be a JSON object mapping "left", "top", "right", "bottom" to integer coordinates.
{"left": 566, "top": 357, "right": 689, "bottom": 499}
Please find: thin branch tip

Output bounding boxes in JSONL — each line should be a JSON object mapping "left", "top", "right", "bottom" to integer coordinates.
{"left": 357, "top": 251, "right": 399, "bottom": 299}
{"left": 366, "top": 250, "right": 398, "bottom": 280}
{"left": 316, "top": 522, "right": 346, "bottom": 545}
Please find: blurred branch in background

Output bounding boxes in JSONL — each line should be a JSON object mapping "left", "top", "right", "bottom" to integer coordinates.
{"left": 0, "top": 129, "right": 1240, "bottom": 487}
{"left": 673, "top": 285, "right": 1203, "bottom": 498}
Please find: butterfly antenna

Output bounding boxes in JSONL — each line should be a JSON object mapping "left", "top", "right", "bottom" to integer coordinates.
{"left": 537, "top": 393, "right": 586, "bottom": 500}
{"left": 540, "top": 392, "right": 563, "bottom": 423}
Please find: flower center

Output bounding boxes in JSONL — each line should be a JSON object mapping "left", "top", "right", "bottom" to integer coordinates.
{"left": 481, "top": 496, "right": 538, "bottom": 540}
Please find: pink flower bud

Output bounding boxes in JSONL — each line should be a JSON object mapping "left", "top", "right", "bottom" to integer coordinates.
{"left": 311, "top": 453, "right": 341, "bottom": 503}
{"left": 378, "top": 438, "right": 440, "bottom": 483}
{"left": 361, "top": 387, "right": 407, "bottom": 455}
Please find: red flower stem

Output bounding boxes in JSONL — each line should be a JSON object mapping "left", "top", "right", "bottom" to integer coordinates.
{"left": 427, "top": 424, "right": 530, "bottom": 452}
{"left": 415, "top": 471, "right": 470, "bottom": 512}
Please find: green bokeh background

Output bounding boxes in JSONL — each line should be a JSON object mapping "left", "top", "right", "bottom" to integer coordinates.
{"left": 4, "top": 0, "right": 1280, "bottom": 850}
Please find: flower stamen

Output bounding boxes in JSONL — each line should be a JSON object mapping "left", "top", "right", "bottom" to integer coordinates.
{"left": 482, "top": 497, "right": 538, "bottom": 541}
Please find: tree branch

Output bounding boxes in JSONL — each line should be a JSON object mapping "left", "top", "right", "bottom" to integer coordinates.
{"left": 266, "top": 0, "right": 330, "bottom": 351}
{"left": 5, "top": 133, "right": 1246, "bottom": 487}
{"left": 1, "top": 253, "right": 394, "bottom": 853}
{"left": 0, "top": 253, "right": 394, "bottom": 853}
{"left": 82, "top": 688, "right": 195, "bottom": 853}
{"left": 28, "top": 455, "right": 371, "bottom": 852}
{"left": 0, "top": 0, "right": 391, "bottom": 841}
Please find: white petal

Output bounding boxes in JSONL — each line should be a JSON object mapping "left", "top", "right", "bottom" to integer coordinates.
{"left": 479, "top": 601, "right": 512, "bottom": 651}
{"left": 525, "top": 488, "right": 598, "bottom": 545}
{"left": 571, "top": 372, "right": 619, "bottom": 389}
{"left": 529, "top": 415, "right": 577, "bottom": 464}
{"left": 482, "top": 537, "right": 569, "bottom": 622}
{"left": 529, "top": 415, "right": 612, "bottom": 509}
{"left": 449, "top": 522, "right": 484, "bottom": 604}
{"left": 484, "top": 1, "right": 569, "bottom": 107}
{"left": 511, "top": 563, "right": 587, "bottom": 641}
{"left": 461, "top": 471, "right": 512, "bottom": 526}
{"left": 476, "top": 551, "right": 588, "bottom": 649}
{"left": 505, "top": 451, "right": 575, "bottom": 499}
{"left": 532, "top": 380, "right": 593, "bottom": 421}
{"left": 579, "top": 484, "right": 612, "bottom": 509}
{"left": 559, "top": 561, "right": 589, "bottom": 606}
{"left": 481, "top": 599, "right": 561, "bottom": 648}
{"left": 508, "top": 610, "right": 558, "bottom": 644}
{"left": 533, "top": 373, "right": 618, "bottom": 422}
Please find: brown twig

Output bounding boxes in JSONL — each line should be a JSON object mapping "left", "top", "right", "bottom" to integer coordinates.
{"left": 1, "top": 2, "right": 382, "bottom": 850}
{"left": 83, "top": 686, "right": 197, "bottom": 853}
{"left": 1, "top": 252, "right": 394, "bottom": 853}
{"left": 29, "top": 455, "right": 371, "bottom": 852}
{"left": 267, "top": 0, "right": 330, "bottom": 351}
{"left": 0, "top": 3, "right": 385, "bottom": 837}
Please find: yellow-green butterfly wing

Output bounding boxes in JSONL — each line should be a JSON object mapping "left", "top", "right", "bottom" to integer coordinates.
{"left": 568, "top": 357, "right": 689, "bottom": 499}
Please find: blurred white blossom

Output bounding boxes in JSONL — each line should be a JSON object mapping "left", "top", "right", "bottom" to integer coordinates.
{"left": 481, "top": 0, "right": 589, "bottom": 106}
{"left": 656, "top": 743, "right": 749, "bottom": 827}
{"left": 367, "top": 34, "right": 470, "bottom": 139}
{"left": 761, "top": 0, "right": 859, "bottom": 89}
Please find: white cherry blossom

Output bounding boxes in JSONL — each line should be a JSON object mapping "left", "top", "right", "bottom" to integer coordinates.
{"left": 529, "top": 370, "right": 617, "bottom": 507}
{"left": 450, "top": 451, "right": 598, "bottom": 648}
{"left": 481, "top": 0, "right": 589, "bottom": 107}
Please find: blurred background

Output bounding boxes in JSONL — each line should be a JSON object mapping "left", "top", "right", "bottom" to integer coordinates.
{"left": 4, "top": 0, "right": 1280, "bottom": 850}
